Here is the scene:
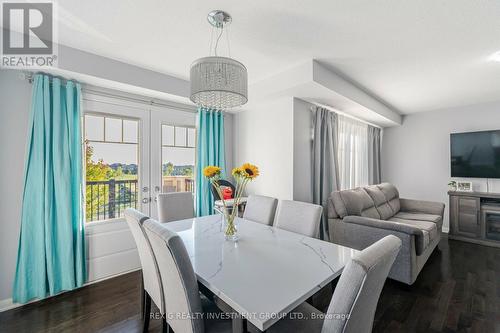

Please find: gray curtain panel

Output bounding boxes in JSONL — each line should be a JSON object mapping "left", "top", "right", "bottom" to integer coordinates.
{"left": 312, "top": 106, "right": 340, "bottom": 241}
{"left": 368, "top": 125, "right": 382, "bottom": 185}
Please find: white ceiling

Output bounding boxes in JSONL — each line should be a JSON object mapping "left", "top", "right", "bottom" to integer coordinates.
{"left": 51, "top": 0, "right": 500, "bottom": 114}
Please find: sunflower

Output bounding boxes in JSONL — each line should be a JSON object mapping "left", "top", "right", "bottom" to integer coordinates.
{"left": 232, "top": 167, "right": 245, "bottom": 177}
{"left": 241, "top": 163, "right": 259, "bottom": 179}
{"left": 203, "top": 166, "right": 221, "bottom": 178}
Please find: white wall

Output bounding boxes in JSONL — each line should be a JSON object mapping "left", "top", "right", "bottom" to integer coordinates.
{"left": 0, "top": 70, "right": 32, "bottom": 302}
{"left": 233, "top": 97, "right": 315, "bottom": 203}
{"left": 293, "top": 98, "right": 314, "bottom": 203}
{"left": 382, "top": 100, "right": 500, "bottom": 232}
{"left": 234, "top": 97, "right": 294, "bottom": 200}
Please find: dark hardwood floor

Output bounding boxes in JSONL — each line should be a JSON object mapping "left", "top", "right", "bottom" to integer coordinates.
{"left": 1, "top": 237, "right": 499, "bottom": 332}
{"left": 373, "top": 236, "right": 500, "bottom": 333}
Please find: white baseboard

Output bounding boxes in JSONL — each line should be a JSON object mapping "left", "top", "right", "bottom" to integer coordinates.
{"left": 0, "top": 296, "right": 43, "bottom": 312}
{"left": 0, "top": 268, "right": 140, "bottom": 313}
{"left": 0, "top": 298, "right": 16, "bottom": 312}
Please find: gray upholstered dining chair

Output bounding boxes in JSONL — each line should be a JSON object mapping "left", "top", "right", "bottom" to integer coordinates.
{"left": 124, "top": 209, "right": 167, "bottom": 333}
{"left": 273, "top": 200, "right": 323, "bottom": 238}
{"left": 143, "top": 217, "right": 232, "bottom": 333}
{"left": 266, "top": 235, "right": 402, "bottom": 333}
{"left": 157, "top": 191, "right": 195, "bottom": 223}
{"left": 243, "top": 195, "right": 278, "bottom": 225}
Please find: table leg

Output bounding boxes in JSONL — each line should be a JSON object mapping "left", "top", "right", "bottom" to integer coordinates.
{"left": 331, "top": 276, "right": 339, "bottom": 292}
{"left": 198, "top": 281, "right": 249, "bottom": 332}
{"left": 232, "top": 315, "right": 247, "bottom": 333}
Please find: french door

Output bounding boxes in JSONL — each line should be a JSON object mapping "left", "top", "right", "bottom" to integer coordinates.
{"left": 82, "top": 93, "right": 196, "bottom": 281}
{"left": 83, "top": 95, "right": 196, "bottom": 222}
{"left": 150, "top": 104, "right": 196, "bottom": 219}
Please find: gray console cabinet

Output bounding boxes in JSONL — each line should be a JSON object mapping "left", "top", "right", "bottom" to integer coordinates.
{"left": 449, "top": 191, "right": 500, "bottom": 248}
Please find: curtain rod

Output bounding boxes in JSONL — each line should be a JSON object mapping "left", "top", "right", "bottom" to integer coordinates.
{"left": 82, "top": 88, "right": 197, "bottom": 113}
{"left": 21, "top": 71, "right": 200, "bottom": 114}
{"left": 22, "top": 71, "right": 74, "bottom": 84}
{"left": 311, "top": 103, "right": 382, "bottom": 129}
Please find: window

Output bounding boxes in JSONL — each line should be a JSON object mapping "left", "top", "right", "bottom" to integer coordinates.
{"left": 337, "top": 115, "right": 369, "bottom": 190}
{"left": 161, "top": 125, "right": 196, "bottom": 193}
{"left": 84, "top": 115, "right": 139, "bottom": 222}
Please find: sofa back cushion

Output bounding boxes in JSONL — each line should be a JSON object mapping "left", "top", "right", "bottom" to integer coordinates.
{"left": 331, "top": 188, "right": 380, "bottom": 219}
{"left": 364, "top": 185, "right": 394, "bottom": 220}
{"left": 328, "top": 183, "right": 401, "bottom": 220}
{"left": 363, "top": 183, "right": 400, "bottom": 220}
{"left": 378, "top": 183, "right": 401, "bottom": 214}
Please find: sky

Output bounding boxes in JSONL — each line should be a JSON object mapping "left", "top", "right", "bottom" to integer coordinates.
{"left": 89, "top": 142, "right": 138, "bottom": 165}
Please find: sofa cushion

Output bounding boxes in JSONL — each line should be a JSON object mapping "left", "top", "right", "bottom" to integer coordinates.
{"left": 364, "top": 185, "right": 395, "bottom": 220}
{"left": 388, "top": 217, "right": 438, "bottom": 255}
{"left": 331, "top": 188, "right": 380, "bottom": 219}
{"left": 378, "top": 183, "right": 401, "bottom": 213}
{"left": 393, "top": 212, "right": 442, "bottom": 226}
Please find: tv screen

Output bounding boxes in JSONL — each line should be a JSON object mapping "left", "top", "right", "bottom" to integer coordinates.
{"left": 451, "top": 130, "right": 500, "bottom": 178}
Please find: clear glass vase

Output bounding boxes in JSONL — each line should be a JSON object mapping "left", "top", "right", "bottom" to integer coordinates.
{"left": 223, "top": 212, "right": 239, "bottom": 242}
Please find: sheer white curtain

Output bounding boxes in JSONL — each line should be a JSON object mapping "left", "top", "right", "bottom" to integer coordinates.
{"left": 337, "top": 115, "right": 369, "bottom": 190}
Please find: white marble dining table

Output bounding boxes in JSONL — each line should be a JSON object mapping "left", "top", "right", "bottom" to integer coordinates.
{"left": 164, "top": 214, "right": 358, "bottom": 332}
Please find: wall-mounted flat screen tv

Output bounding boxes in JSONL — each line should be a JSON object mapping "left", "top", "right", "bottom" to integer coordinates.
{"left": 451, "top": 130, "right": 500, "bottom": 178}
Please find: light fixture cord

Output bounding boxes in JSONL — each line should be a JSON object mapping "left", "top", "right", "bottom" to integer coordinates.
{"left": 209, "top": 25, "right": 215, "bottom": 55}
{"left": 214, "top": 26, "right": 224, "bottom": 56}
{"left": 226, "top": 25, "right": 231, "bottom": 57}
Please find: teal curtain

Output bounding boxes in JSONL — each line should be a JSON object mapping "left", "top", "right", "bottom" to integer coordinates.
{"left": 13, "top": 74, "right": 86, "bottom": 303}
{"left": 195, "top": 108, "right": 226, "bottom": 216}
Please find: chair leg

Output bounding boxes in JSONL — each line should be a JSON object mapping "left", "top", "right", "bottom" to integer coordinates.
{"left": 143, "top": 293, "right": 152, "bottom": 333}
{"left": 162, "top": 318, "right": 170, "bottom": 333}
{"left": 141, "top": 289, "right": 146, "bottom": 320}
{"left": 140, "top": 276, "right": 145, "bottom": 320}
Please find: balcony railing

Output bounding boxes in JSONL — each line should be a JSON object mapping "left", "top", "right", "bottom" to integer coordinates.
{"left": 85, "top": 177, "right": 195, "bottom": 222}
{"left": 86, "top": 179, "right": 138, "bottom": 222}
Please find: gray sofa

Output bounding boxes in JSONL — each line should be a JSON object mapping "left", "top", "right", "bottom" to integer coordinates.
{"left": 328, "top": 183, "right": 445, "bottom": 285}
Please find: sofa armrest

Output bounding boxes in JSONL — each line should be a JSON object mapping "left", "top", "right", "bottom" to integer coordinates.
{"left": 343, "top": 215, "right": 422, "bottom": 236}
{"left": 399, "top": 198, "right": 445, "bottom": 217}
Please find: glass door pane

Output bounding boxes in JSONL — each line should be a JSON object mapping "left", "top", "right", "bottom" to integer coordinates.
{"left": 161, "top": 125, "right": 195, "bottom": 193}
{"left": 150, "top": 107, "right": 196, "bottom": 220}
{"left": 84, "top": 115, "right": 140, "bottom": 222}
{"left": 83, "top": 101, "right": 151, "bottom": 222}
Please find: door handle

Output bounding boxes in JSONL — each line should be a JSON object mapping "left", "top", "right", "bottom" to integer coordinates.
{"left": 142, "top": 197, "right": 151, "bottom": 204}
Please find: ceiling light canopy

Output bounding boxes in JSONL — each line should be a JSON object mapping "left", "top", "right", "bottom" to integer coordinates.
{"left": 189, "top": 10, "right": 248, "bottom": 110}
